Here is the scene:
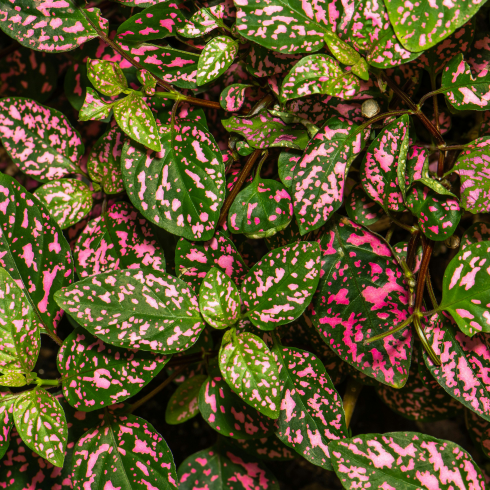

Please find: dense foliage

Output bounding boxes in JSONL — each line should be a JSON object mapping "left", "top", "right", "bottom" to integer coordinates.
{"left": 0, "top": 0, "right": 490, "bottom": 488}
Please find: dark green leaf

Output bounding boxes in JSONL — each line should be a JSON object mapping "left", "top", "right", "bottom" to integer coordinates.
{"left": 165, "top": 374, "right": 207, "bottom": 425}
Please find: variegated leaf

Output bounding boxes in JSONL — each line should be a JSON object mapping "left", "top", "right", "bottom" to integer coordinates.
{"left": 226, "top": 436, "right": 294, "bottom": 461}
{"left": 220, "top": 83, "right": 252, "bottom": 112}
{"left": 330, "top": 431, "right": 485, "bottom": 489}
{"left": 34, "top": 179, "right": 93, "bottom": 230}
{"left": 0, "top": 373, "right": 26, "bottom": 387}
{"left": 292, "top": 117, "right": 370, "bottom": 234}
{"left": 245, "top": 44, "right": 302, "bottom": 77}
{"left": 219, "top": 330, "right": 282, "bottom": 419}
{"left": 278, "top": 151, "right": 301, "bottom": 189}
{"left": 87, "top": 58, "right": 128, "bottom": 97}
{"left": 197, "top": 36, "right": 238, "bottom": 86}
{"left": 0, "top": 97, "right": 83, "bottom": 181}
{"left": 58, "top": 327, "right": 169, "bottom": 411}
{"left": 466, "top": 410, "right": 490, "bottom": 458}
{"left": 345, "top": 183, "right": 385, "bottom": 226}
{"left": 74, "top": 201, "right": 166, "bottom": 278}
{"left": 79, "top": 87, "right": 113, "bottom": 121}
{"left": 55, "top": 268, "right": 205, "bottom": 354}
{"left": 241, "top": 242, "right": 321, "bottom": 330}
{"left": 310, "top": 215, "right": 412, "bottom": 387}
{"left": 166, "top": 374, "right": 207, "bottom": 425}
{"left": 72, "top": 412, "right": 178, "bottom": 489}
{"left": 461, "top": 222, "right": 490, "bottom": 250}
{"left": 274, "top": 345, "right": 347, "bottom": 470}
{"left": 179, "top": 5, "right": 224, "bottom": 38}
{"left": 122, "top": 121, "right": 225, "bottom": 241}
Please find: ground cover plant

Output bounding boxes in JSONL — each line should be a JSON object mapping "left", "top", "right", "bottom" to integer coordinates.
{"left": 1, "top": 0, "right": 490, "bottom": 488}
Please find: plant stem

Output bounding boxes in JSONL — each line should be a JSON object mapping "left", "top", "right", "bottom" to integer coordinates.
{"left": 426, "top": 270, "right": 439, "bottom": 310}
{"left": 388, "top": 213, "right": 417, "bottom": 234}
{"left": 127, "top": 365, "right": 188, "bottom": 414}
{"left": 414, "top": 314, "right": 441, "bottom": 365}
{"left": 343, "top": 378, "right": 363, "bottom": 429}
{"left": 430, "top": 71, "right": 440, "bottom": 133}
{"left": 406, "top": 230, "right": 420, "bottom": 271}
{"left": 363, "top": 314, "right": 414, "bottom": 345}
{"left": 35, "top": 378, "right": 60, "bottom": 387}
{"left": 355, "top": 110, "right": 413, "bottom": 136}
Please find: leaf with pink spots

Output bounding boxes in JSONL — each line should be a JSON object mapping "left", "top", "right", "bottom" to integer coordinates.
{"left": 198, "top": 360, "right": 275, "bottom": 438}
{"left": 219, "top": 330, "right": 282, "bottom": 419}
{"left": 86, "top": 58, "right": 128, "bottom": 97}
{"left": 466, "top": 410, "right": 490, "bottom": 458}
{"left": 292, "top": 117, "right": 370, "bottom": 234}
{"left": 277, "top": 151, "right": 301, "bottom": 189}
{"left": 310, "top": 215, "right": 412, "bottom": 388}
{"left": 280, "top": 55, "right": 360, "bottom": 103}
{"left": 79, "top": 87, "right": 114, "bottom": 121}
{"left": 245, "top": 44, "right": 302, "bottom": 78}
{"left": 58, "top": 327, "right": 170, "bottom": 411}
{"left": 241, "top": 242, "right": 321, "bottom": 330}
{"left": 438, "top": 242, "right": 490, "bottom": 336}
{"left": 345, "top": 183, "right": 385, "bottom": 227}
{"left": 178, "top": 443, "right": 280, "bottom": 490}
{"left": 329, "top": 431, "right": 485, "bottom": 489}
{"left": 54, "top": 268, "right": 205, "bottom": 354}
{"left": 0, "top": 173, "right": 74, "bottom": 335}
{"left": 264, "top": 217, "right": 302, "bottom": 250}
{"left": 0, "top": 268, "right": 40, "bottom": 376}
{"left": 0, "top": 1, "right": 100, "bottom": 53}
{"left": 0, "top": 97, "right": 83, "bottom": 181}
{"left": 220, "top": 84, "right": 253, "bottom": 112}
{"left": 34, "top": 179, "right": 93, "bottom": 230}
{"left": 197, "top": 36, "right": 239, "bottom": 86}
{"left": 165, "top": 374, "right": 207, "bottom": 425}
{"left": 121, "top": 120, "right": 225, "bottom": 241}
{"left": 72, "top": 411, "right": 178, "bottom": 489}
{"left": 273, "top": 345, "right": 347, "bottom": 470}
{"left": 360, "top": 114, "right": 410, "bottom": 212}
{"left": 175, "top": 231, "right": 248, "bottom": 291}
{"left": 393, "top": 241, "right": 423, "bottom": 274}
{"left": 461, "top": 222, "right": 490, "bottom": 250}
{"left": 14, "top": 388, "right": 67, "bottom": 467}
{"left": 178, "top": 5, "right": 224, "bottom": 38}
{"left": 199, "top": 267, "right": 241, "bottom": 329}
{"left": 74, "top": 201, "right": 167, "bottom": 278}
{"left": 226, "top": 436, "right": 294, "bottom": 461}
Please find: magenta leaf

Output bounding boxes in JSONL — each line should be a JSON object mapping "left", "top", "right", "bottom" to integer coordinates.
{"left": 55, "top": 268, "right": 205, "bottom": 354}
{"left": 72, "top": 411, "right": 178, "bottom": 489}
{"left": 274, "top": 345, "right": 347, "bottom": 470}
{"left": 310, "top": 216, "right": 412, "bottom": 387}
{"left": 165, "top": 374, "right": 207, "bottom": 425}
{"left": 292, "top": 117, "right": 370, "bottom": 234}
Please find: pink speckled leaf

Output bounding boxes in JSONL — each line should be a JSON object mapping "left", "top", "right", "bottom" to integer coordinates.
{"left": 219, "top": 330, "right": 282, "bottom": 419}
{"left": 461, "top": 222, "right": 490, "bottom": 250}
{"left": 79, "top": 87, "right": 114, "bottom": 121}
{"left": 278, "top": 151, "right": 301, "bottom": 189}
{"left": 175, "top": 231, "right": 248, "bottom": 291}
{"left": 310, "top": 216, "right": 412, "bottom": 388}
{"left": 14, "top": 388, "right": 67, "bottom": 467}
{"left": 393, "top": 241, "right": 423, "bottom": 274}
{"left": 74, "top": 201, "right": 166, "bottom": 278}
{"left": 121, "top": 121, "right": 225, "bottom": 241}
{"left": 0, "top": 1, "right": 99, "bottom": 52}
{"left": 439, "top": 242, "right": 490, "bottom": 336}
{"left": 241, "top": 242, "right": 321, "bottom": 330}
{"left": 34, "top": 179, "right": 93, "bottom": 230}
{"left": 361, "top": 114, "right": 410, "bottom": 211}
{"left": 137, "top": 69, "right": 157, "bottom": 96}
{"left": 274, "top": 345, "right": 347, "bottom": 470}
{"left": 197, "top": 36, "right": 239, "bottom": 86}
{"left": 0, "top": 268, "right": 40, "bottom": 375}
{"left": 330, "top": 431, "right": 485, "bottom": 489}
{"left": 0, "top": 393, "right": 15, "bottom": 459}
{"left": 87, "top": 125, "right": 126, "bottom": 194}
{"left": 178, "top": 444, "right": 280, "bottom": 490}
{"left": 245, "top": 44, "right": 302, "bottom": 78}
{"left": 423, "top": 312, "right": 490, "bottom": 421}
{"left": 58, "top": 327, "right": 170, "bottom": 411}
{"left": 199, "top": 267, "right": 241, "bottom": 329}
{"left": 72, "top": 412, "right": 178, "bottom": 489}
{"left": 198, "top": 360, "right": 274, "bottom": 438}
{"left": 55, "top": 268, "right": 205, "bottom": 354}
{"left": 345, "top": 183, "right": 385, "bottom": 226}
{"left": 292, "top": 117, "right": 370, "bottom": 234}
{"left": 220, "top": 83, "right": 252, "bottom": 112}
{"left": 0, "top": 97, "right": 83, "bottom": 181}
{"left": 280, "top": 55, "right": 360, "bottom": 103}
{"left": 165, "top": 374, "right": 207, "bottom": 425}
{"left": 0, "top": 373, "right": 26, "bottom": 387}
{"left": 0, "top": 173, "right": 74, "bottom": 335}
{"left": 87, "top": 58, "right": 128, "bottom": 97}
{"left": 178, "top": 5, "right": 224, "bottom": 38}
{"left": 226, "top": 436, "right": 294, "bottom": 461}
{"left": 466, "top": 410, "right": 490, "bottom": 458}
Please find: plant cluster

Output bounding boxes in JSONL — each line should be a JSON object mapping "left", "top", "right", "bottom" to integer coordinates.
{"left": 0, "top": 0, "right": 490, "bottom": 488}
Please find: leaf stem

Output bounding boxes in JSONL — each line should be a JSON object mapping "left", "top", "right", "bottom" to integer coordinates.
{"left": 413, "top": 314, "right": 441, "bottom": 366}
{"left": 35, "top": 378, "right": 60, "bottom": 387}
{"left": 426, "top": 269, "right": 439, "bottom": 310}
{"left": 343, "top": 377, "right": 363, "bottom": 429}
{"left": 363, "top": 314, "right": 414, "bottom": 345}
{"left": 355, "top": 110, "right": 413, "bottom": 136}
{"left": 430, "top": 71, "right": 440, "bottom": 133}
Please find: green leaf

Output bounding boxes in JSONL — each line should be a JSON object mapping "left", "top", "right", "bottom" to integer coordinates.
{"left": 278, "top": 151, "right": 301, "bottom": 189}
{"left": 0, "top": 268, "right": 40, "bottom": 375}
{"left": 280, "top": 54, "right": 360, "bottom": 103}
{"left": 461, "top": 222, "right": 490, "bottom": 250}
{"left": 74, "top": 201, "right": 166, "bottom": 278}
{"left": 329, "top": 431, "right": 485, "bottom": 488}
{"left": 274, "top": 345, "right": 347, "bottom": 470}
{"left": 166, "top": 374, "right": 207, "bottom": 425}
{"left": 0, "top": 1, "right": 99, "bottom": 52}
{"left": 79, "top": 87, "right": 114, "bottom": 121}
{"left": 310, "top": 215, "right": 412, "bottom": 388}
{"left": 0, "top": 97, "right": 83, "bottom": 181}
{"left": 33, "top": 179, "right": 93, "bottom": 230}
{"left": 292, "top": 117, "right": 370, "bottom": 234}
{"left": 324, "top": 32, "right": 361, "bottom": 65}
{"left": 121, "top": 120, "right": 225, "bottom": 241}
{"left": 219, "top": 330, "right": 282, "bottom": 419}
{"left": 241, "top": 242, "right": 321, "bottom": 330}
{"left": 346, "top": 183, "right": 385, "bottom": 226}
{"left": 58, "top": 327, "right": 170, "bottom": 411}
{"left": 0, "top": 173, "right": 74, "bottom": 335}
{"left": 199, "top": 268, "right": 241, "bottom": 329}
{"left": 114, "top": 92, "right": 162, "bottom": 152}
{"left": 178, "top": 5, "right": 224, "bottom": 38}
{"left": 87, "top": 58, "right": 128, "bottom": 97}
{"left": 351, "top": 58, "right": 370, "bottom": 81}
{"left": 55, "top": 268, "right": 205, "bottom": 353}
{"left": 439, "top": 241, "right": 490, "bottom": 336}
{"left": 0, "top": 373, "right": 26, "bottom": 387}
{"left": 137, "top": 69, "right": 157, "bottom": 96}
{"left": 197, "top": 36, "right": 239, "bottom": 86}
{"left": 72, "top": 412, "right": 178, "bottom": 489}
{"left": 14, "top": 388, "right": 67, "bottom": 467}
{"left": 441, "top": 53, "right": 490, "bottom": 111}
{"left": 220, "top": 83, "right": 253, "bottom": 112}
